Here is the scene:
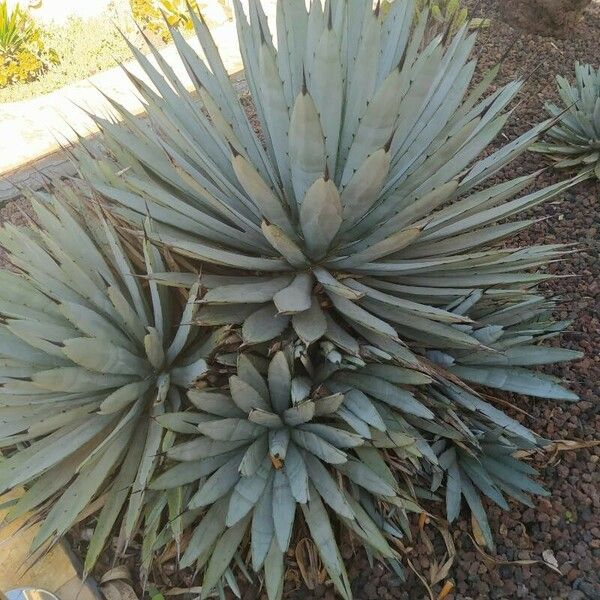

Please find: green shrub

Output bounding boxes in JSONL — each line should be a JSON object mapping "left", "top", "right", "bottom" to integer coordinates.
{"left": 131, "top": 0, "right": 202, "bottom": 41}
{"left": 0, "top": 15, "right": 133, "bottom": 102}
{"left": 383, "top": 0, "right": 489, "bottom": 39}
{"left": 0, "top": 0, "right": 57, "bottom": 88}
{"left": 531, "top": 62, "right": 600, "bottom": 180}
{"left": 416, "top": 0, "right": 490, "bottom": 35}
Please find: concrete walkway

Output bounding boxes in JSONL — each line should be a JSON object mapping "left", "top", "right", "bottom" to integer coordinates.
{"left": 0, "top": 489, "right": 101, "bottom": 600}
{"left": 0, "top": 2, "right": 276, "bottom": 202}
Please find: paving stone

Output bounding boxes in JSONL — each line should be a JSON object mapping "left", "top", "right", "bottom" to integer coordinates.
{"left": 0, "top": 489, "right": 101, "bottom": 600}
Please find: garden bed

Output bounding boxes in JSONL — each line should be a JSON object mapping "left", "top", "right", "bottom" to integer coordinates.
{"left": 0, "top": 1, "right": 231, "bottom": 104}
{"left": 0, "top": 13, "right": 143, "bottom": 104}
{"left": 342, "top": 1, "right": 600, "bottom": 597}
{"left": 0, "top": 1, "right": 598, "bottom": 599}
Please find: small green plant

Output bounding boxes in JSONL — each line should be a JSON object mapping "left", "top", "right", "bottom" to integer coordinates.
{"left": 0, "top": 0, "right": 37, "bottom": 53}
{"left": 0, "top": 0, "right": 57, "bottom": 88}
{"left": 159, "top": 0, "right": 199, "bottom": 29}
{"left": 531, "top": 63, "right": 600, "bottom": 181}
{"left": 0, "top": 15, "right": 133, "bottom": 102}
{"left": 415, "top": 0, "right": 489, "bottom": 38}
{"left": 131, "top": 0, "right": 201, "bottom": 41}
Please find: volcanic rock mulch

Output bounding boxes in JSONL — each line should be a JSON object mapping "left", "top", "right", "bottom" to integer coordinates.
{"left": 1, "top": 1, "right": 599, "bottom": 599}
{"left": 330, "top": 3, "right": 600, "bottom": 599}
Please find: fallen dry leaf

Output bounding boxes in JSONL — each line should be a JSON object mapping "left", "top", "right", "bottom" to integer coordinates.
{"left": 542, "top": 549, "right": 561, "bottom": 574}
{"left": 101, "top": 580, "right": 139, "bottom": 600}
{"left": 295, "top": 537, "right": 324, "bottom": 590}
{"left": 468, "top": 534, "right": 564, "bottom": 575}
{"left": 100, "top": 566, "right": 132, "bottom": 585}
{"left": 471, "top": 514, "right": 487, "bottom": 547}
{"left": 422, "top": 522, "right": 456, "bottom": 588}
{"left": 100, "top": 566, "right": 138, "bottom": 600}
{"left": 469, "top": 535, "right": 537, "bottom": 567}
{"left": 164, "top": 588, "right": 203, "bottom": 596}
{"left": 551, "top": 440, "right": 600, "bottom": 452}
{"left": 515, "top": 439, "right": 600, "bottom": 459}
{"left": 430, "top": 555, "right": 454, "bottom": 589}
{"left": 270, "top": 454, "right": 284, "bottom": 469}
{"left": 407, "top": 558, "right": 435, "bottom": 600}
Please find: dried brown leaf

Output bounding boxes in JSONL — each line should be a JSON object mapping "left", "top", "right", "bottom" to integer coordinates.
{"left": 471, "top": 514, "right": 486, "bottom": 547}
{"left": 515, "top": 439, "right": 600, "bottom": 459}
{"left": 294, "top": 537, "right": 324, "bottom": 590}
{"left": 100, "top": 566, "right": 132, "bottom": 584}
{"left": 542, "top": 549, "right": 561, "bottom": 574}
{"left": 101, "top": 580, "right": 139, "bottom": 600}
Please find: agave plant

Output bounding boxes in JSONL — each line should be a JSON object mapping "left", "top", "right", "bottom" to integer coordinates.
{"left": 0, "top": 189, "right": 222, "bottom": 572}
{"left": 531, "top": 62, "right": 600, "bottom": 180}
{"left": 315, "top": 286, "right": 581, "bottom": 548}
{"left": 432, "top": 429, "right": 546, "bottom": 547}
{"left": 75, "top": 0, "right": 579, "bottom": 374}
{"left": 25, "top": 0, "right": 583, "bottom": 593}
{"left": 149, "top": 304, "right": 580, "bottom": 598}
{"left": 152, "top": 349, "right": 432, "bottom": 599}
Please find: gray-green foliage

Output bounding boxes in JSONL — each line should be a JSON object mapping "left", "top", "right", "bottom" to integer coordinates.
{"left": 76, "top": 0, "right": 579, "bottom": 374}
{"left": 531, "top": 62, "right": 600, "bottom": 180}
{"left": 155, "top": 350, "right": 426, "bottom": 599}
{"left": 0, "top": 190, "right": 219, "bottom": 573}
{"left": 152, "top": 288, "right": 580, "bottom": 599}
{"left": 68, "top": 0, "right": 583, "bottom": 587}
{"left": 0, "top": 0, "right": 585, "bottom": 596}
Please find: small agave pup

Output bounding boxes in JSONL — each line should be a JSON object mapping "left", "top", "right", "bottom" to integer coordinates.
{"left": 414, "top": 289, "right": 583, "bottom": 402}
{"left": 0, "top": 190, "right": 222, "bottom": 572}
{"left": 151, "top": 321, "right": 580, "bottom": 598}
{"left": 153, "top": 350, "right": 427, "bottom": 600}
{"left": 531, "top": 62, "right": 600, "bottom": 180}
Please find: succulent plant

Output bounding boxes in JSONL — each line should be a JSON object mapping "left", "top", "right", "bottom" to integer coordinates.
{"left": 151, "top": 300, "right": 580, "bottom": 598}
{"left": 147, "top": 285, "right": 581, "bottom": 597}
{"left": 0, "top": 0, "right": 58, "bottom": 87}
{"left": 0, "top": 0, "right": 39, "bottom": 56}
{"left": 76, "top": 0, "right": 577, "bottom": 375}
{"left": 153, "top": 348, "right": 437, "bottom": 598}
{"left": 414, "top": 0, "right": 490, "bottom": 40}
{"left": 0, "top": 190, "right": 222, "bottom": 572}
{"left": 531, "top": 62, "right": 600, "bottom": 180}
{"left": 426, "top": 290, "right": 582, "bottom": 401}
{"left": 2, "top": 0, "right": 583, "bottom": 596}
